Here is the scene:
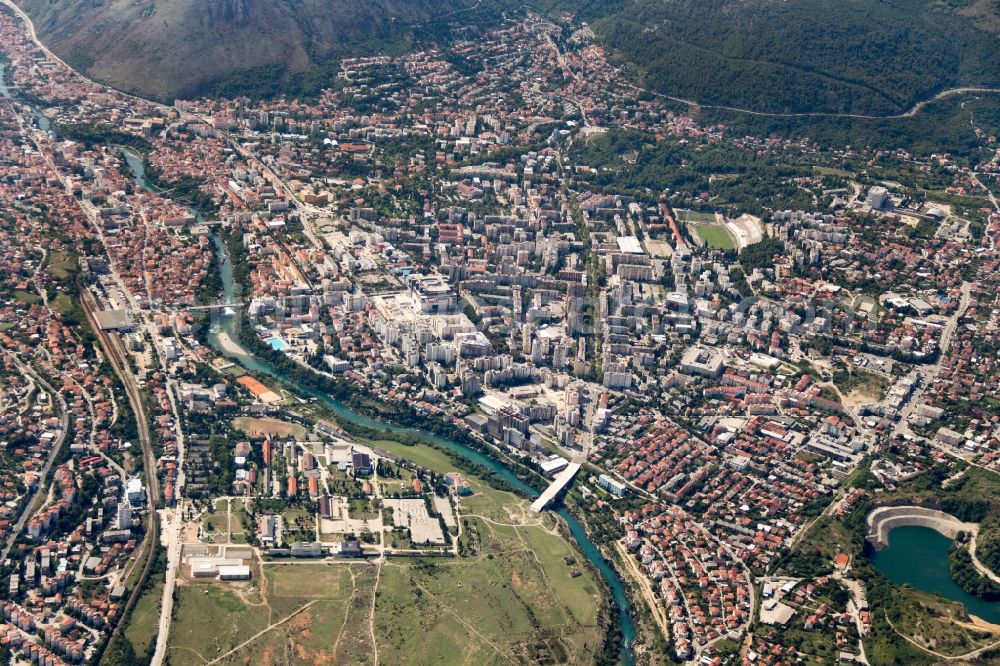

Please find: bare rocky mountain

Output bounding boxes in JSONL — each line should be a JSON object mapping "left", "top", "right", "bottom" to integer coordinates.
{"left": 16, "top": 0, "right": 483, "bottom": 100}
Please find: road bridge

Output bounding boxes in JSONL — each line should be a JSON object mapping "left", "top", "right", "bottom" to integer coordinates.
{"left": 530, "top": 462, "right": 582, "bottom": 513}
{"left": 176, "top": 301, "right": 247, "bottom": 312}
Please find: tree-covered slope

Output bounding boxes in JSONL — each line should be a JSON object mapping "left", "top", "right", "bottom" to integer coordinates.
{"left": 558, "top": 0, "right": 1000, "bottom": 115}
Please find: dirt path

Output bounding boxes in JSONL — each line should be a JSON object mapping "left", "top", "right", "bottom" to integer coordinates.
{"left": 466, "top": 512, "right": 544, "bottom": 528}
{"left": 369, "top": 561, "right": 382, "bottom": 666}
{"left": 885, "top": 611, "right": 1000, "bottom": 661}
{"left": 168, "top": 645, "right": 209, "bottom": 664}
{"left": 331, "top": 568, "right": 358, "bottom": 656}
{"left": 615, "top": 540, "right": 670, "bottom": 642}
{"left": 968, "top": 534, "right": 1000, "bottom": 584}
{"left": 622, "top": 82, "right": 1000, "bottom": 120}
{"left": 205, "top": 600, "right": 319, "bottom": 665}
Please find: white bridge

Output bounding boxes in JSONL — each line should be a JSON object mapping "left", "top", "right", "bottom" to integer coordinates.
{"left": 530, "top": 462, "right": 582, "bottom": 513}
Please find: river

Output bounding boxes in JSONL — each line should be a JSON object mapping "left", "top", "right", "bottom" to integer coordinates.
{"left": 120, "top": 148, "right": 639, "bottom": 663}
{"left": 0, "top": 63, "right": 50, "bottom": 130}
{"left": 872, "top": 525, "right": 1000, "bottom": 624}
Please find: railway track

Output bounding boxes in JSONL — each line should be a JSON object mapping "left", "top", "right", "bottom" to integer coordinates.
{"left": 80, "top": 287, "right": 161, "bottom": 652}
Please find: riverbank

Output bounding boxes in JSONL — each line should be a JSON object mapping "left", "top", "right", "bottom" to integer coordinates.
{"left": 113, "top": 144, "right": 639, "bottom": 664}
{"left": 200, "top": 229, "right": 638, "bottom": 664}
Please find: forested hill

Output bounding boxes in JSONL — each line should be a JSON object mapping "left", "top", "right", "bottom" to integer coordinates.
{"left": 16, "top": 0, "right": 1000, "bottom": 111}
{"left": 15, "top": 0, "right": 502, "bottom": 101}
{"left": 555, "top": 0, "right": 1000, "bottom": 116}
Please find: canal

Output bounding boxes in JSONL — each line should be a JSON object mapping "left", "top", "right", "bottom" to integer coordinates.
{"left": 122, "top": 148, "right": 639, "bottom": 663}
{"left": 872, "top": 525, "right": 1000, "bottom": 624}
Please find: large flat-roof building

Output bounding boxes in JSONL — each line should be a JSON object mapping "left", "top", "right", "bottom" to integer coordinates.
{"left": 680, "top": 347, "right": 725, "bottom": 378}
{"left": 218, "top": 565, "right": 252, "bottom": 581}
{"left": 95, "top": 309, "right": 133, "bottom": 332}
{"left": 407, "top": 274, "right": 457, "bottom": 314}
{"left": 598, "top": 474, "right": 628, "bottom": 497}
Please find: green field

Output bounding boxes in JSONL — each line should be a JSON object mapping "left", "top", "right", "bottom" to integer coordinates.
{"left": 167, "top": 436, "right": 606, "bottom": 665}
{"left": 675, "top": 208, "right": 717, "bottom": 223}
{"left": 124, "top": 579, "right": 164, "bottom": 658}
{"left": 201, "top": 499, "right": 227, "bottom": 541}
{"left": 265, "top": 563, "right": 347, "bottom": 600}
{"left": 370, "top": 438, "right": 456, "bottom": 472}
{"left": 694, "top": 223, "right": 736, "bottom": 250}
{"left": 168, "top": 566, "right": 357, "bottom": 665}
{"left": 813, "top": 166, "right": 856, "bottom": 178}
{"left": 230, "top": 500, "right": 249, "bottom": 544}
{"left": 168, "top": 585, "right": 272, "bottom": 664}
{"left": 375, "top": 543, "right": 600, "bottom": 665}
{"left": 45, "top": 250, "right": 77, "bottom": 280}
{"left": 13, "top": 290, "right": 40, "bottom": 305}
{"left": 374, "top": 440, "right": 603, "bottom": 663}
{"left": 51, "top": 293, "right": 74, "bottom": 316}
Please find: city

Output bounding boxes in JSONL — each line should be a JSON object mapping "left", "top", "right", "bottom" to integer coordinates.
{"left": 0, "top": 1, "right": 998, "bottom": 665}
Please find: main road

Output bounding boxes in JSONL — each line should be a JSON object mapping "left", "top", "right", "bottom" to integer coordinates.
{"left": 0, "top": 355, "right": 69, "bottom": 565}
{"left": 891, "top": 280, "right": 972, "bottom": 440}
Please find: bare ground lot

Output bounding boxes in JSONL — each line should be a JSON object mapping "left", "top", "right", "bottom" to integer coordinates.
{"left": 233, "top": 416, "right": 307, "bottom": 439}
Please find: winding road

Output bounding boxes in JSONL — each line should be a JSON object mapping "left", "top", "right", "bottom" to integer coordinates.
{"left": 622, "top": 83, "right": 1000, "bottom": 120}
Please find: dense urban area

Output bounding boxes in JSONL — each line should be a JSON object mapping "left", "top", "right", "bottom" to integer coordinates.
{"left": 0, "top": 1, "right": 999, "bottom": 665}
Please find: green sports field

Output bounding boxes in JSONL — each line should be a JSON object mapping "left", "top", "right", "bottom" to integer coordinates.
{"left": 695, "top": 223, "right": 736, "bottom": 249}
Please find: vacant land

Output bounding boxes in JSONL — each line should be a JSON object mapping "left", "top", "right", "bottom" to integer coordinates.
{"left": 370, "top": 438, "right": 457, "bottom": 473}
{"left": 813, "top": 166, "right": 856, "bottom": 178}
{"left": 888, "top": 587, "right": 999, "bottom": 657}
{"left": 834, "top": 368, "right": 891, "bottom": 401}
{"left": 375, "top": 564, "right": 506, "bottom": 665}
{"left": 168, "top": 436, "right": 605, "bottom": 665}
{"left": 375, "top": 540, "right": 600, "bottom": 665}
{"left": 45, "top": 250, "right": 77, "bottom": 279}
{"left": 167, "top": 584, "right": 272, "bottom": 664}
{"left": 13, "top": 290, "right": 40, "bottom": 305}
{"left": 266, "top": 563, "right": 346, "bottom": 600}
{"left": 230, "top": 500, "right": 249, "bottom": 544}
{"left": 201, "top": 498, "right": 228, "bottom": 541}
{"left": 124, "top": 578, "right": 164, "bottom": 657}
{"left": 233, "top": 416, "right": 307, "bottom": 439}
{"left": 50, "top": 293, "right": 74, "bottom": 316}
{"left": 170, "top": 564, "right": 358, "bottom": 665}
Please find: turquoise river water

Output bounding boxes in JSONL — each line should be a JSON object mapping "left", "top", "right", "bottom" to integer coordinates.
{"left": 119, "top": 148, "right": 638, "bottom": 663}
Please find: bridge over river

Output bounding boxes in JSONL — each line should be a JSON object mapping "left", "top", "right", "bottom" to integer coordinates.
{"left": 530, "top": 462, "right": 582, "bottom": 513}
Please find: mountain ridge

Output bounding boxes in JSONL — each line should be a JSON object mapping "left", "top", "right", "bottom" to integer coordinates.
{"left": 16, "top": 0, "right": 485, "bottom": 101}
{"left": 14, "top": 0, "right": 1000, "bottom": 113}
